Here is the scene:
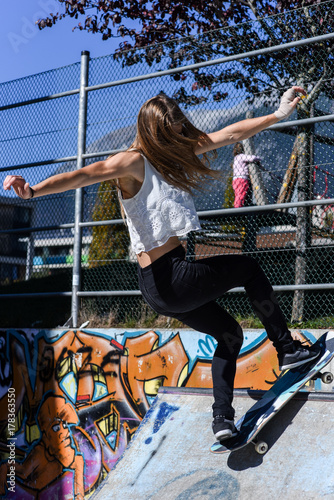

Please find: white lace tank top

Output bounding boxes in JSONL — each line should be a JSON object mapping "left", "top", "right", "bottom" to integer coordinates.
{"left": 120, "top": 155, "right": 201, "bottom": 254}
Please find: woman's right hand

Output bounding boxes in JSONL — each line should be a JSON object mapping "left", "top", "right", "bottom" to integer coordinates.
{"left": 3, "top": 175, "right": 33, "bottom": 199}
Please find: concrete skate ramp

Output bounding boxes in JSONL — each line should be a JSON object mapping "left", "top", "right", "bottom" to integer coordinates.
{"left": 93, "top": 387, "right": 334, "bottom": 500}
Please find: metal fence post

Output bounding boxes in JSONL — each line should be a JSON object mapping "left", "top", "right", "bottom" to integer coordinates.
{"left": 291, "top": 124, "right": 313, "bottom": 323}
{"left": 71, "top": 50, "right": 90, "bottom": 328}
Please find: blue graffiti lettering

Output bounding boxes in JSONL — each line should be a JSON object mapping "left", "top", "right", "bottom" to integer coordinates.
{"left": 145, "top": 402, "right": 179, "bottom": 444}
{"left": 198, "top": 335, "right": 217, "bottom": 357}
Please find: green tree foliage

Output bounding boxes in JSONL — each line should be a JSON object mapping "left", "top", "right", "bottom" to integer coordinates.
{"left": 88, "top": 181, "right": 129, "bottom": 267}
{"left": 223, "top": 167, "right": 234, "bottom": 209}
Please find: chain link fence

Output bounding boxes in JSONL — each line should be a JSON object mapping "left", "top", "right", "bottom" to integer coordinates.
{"left": 1, "top": 1, "right": 334, "bottom": 328}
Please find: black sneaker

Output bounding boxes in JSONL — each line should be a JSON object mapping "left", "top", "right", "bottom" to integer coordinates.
{"left": 212, "top": 415, "right": 238, "bottom": 442}
{"left": 278, "top": 340, "right": 321, "bottom": 371}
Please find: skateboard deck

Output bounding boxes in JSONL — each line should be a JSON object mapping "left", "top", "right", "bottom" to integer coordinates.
{"left": 211, "top": 331, "right": 334, "bottom": 454}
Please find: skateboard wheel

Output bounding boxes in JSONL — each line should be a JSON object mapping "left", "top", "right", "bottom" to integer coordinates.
{"left": 321, "top": 372, "right": 334, "bottom": 384}
{"left": 254, "top": 441, "right": 268, "bottom": 455}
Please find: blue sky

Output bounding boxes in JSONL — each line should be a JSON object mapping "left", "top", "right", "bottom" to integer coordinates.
{"left": 0, "top": 0, "right": 133, "bottom": 84}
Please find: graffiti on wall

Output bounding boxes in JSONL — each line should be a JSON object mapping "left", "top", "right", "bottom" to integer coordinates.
{"left": 0, "top": 328, "right": 312, "bottom": 498}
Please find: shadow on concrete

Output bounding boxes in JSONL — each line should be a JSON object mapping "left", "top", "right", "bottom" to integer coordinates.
{"left": 227, "top": 396, "right": 309, "bottom": 471}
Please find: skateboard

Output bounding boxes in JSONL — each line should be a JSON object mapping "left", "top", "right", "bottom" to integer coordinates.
{"left": 211, "top": 331, "right": 334, "bottom": 455}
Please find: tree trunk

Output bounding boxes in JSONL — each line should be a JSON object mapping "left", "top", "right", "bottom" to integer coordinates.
{"left": 277, "top": 139, "right": 299, "bottom": 206}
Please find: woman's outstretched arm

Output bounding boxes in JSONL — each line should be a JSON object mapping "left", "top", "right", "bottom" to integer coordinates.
{"left": 196, "top": 86, "right": 306, "bottom": 154}
{"left": 3, "top": 151, "right": 142, "bottom": 199}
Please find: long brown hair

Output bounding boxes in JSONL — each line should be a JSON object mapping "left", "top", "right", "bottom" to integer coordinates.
{"left": 129, "top": 94, "right": 218, "bottom": 192}
{"left": 233, "top": 142, "right": 244, "bottom": 156}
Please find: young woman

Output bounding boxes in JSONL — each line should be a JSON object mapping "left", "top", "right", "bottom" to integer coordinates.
{"left": 3, "top": 86, "right": 320, "bottom": 442}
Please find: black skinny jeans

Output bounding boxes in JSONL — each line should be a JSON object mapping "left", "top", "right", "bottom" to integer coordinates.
{"left": 137, "top": 245, "right": 294, "bottom": 419}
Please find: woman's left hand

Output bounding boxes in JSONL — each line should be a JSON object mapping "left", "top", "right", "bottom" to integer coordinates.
{"left": 274, "top": 86, "right": 307, "bottom": 121}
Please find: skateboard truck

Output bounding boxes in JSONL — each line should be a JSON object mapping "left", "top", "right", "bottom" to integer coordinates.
{"left": 311, "top": 371, "right": 333, "bottom": 384}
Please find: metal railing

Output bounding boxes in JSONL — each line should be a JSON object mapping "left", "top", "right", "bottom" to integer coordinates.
{"left": 1, "top": 2, "right": 334, "bottom": 328}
